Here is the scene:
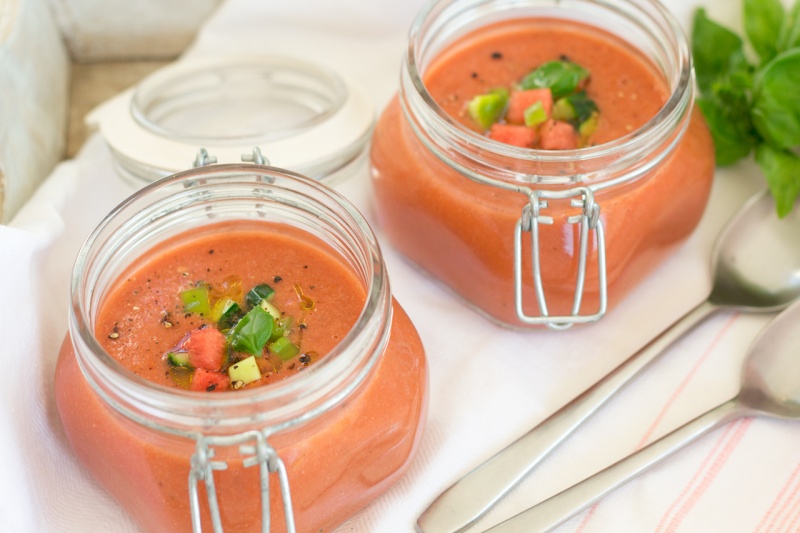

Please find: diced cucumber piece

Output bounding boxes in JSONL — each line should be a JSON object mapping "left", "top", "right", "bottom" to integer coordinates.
{"left": 564, "top": 92, "right": 599, "bottom": 125}
{"left": 219, "top": 305, "right": 242, "bottom": 329}
{"left": 215, "top": 299, "right": 242, "bottom": 329}
{"left": 167, "top": 351, "right": 191, "bottom": 367}
{"left": 246, "top": 283, "right": 275, "bottom": 308}
{"left": 552, "top": 97, "right": 577, "bottom": 121}
{"left": 579, "top": 111, "right": 600, "bottom": 138}
{"left": 181, "top": 285, "right": 210, "bottom": 316}
{"left": 227, "top": 355, "right": 262, "bottom": 385}
{"left": 259, "top": 299, "right": 282, "bottom": 321}
{"left": 468, "top": 88, "right": 509, "bottom": 130}
{"left": 210, "top": 297, "right": 239, "bottom": 323}
{"left": 269, "top": 336, "right": 300, "bottom": 361}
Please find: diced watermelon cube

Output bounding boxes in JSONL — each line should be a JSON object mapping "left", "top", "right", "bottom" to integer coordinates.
{"left": 489, "top": 124, "right": 537, "bottom": 148}
{"left": 539, "top": 120, "right": 579, "bottom": 150}
{"left": 506, "top": 89, "right": 553, "bottom": 125}
{"left": 191, "top": 368, "right": 230, "bottom": 392}
{"left": 186, "top": 327, "right": 226, "bottom": 371}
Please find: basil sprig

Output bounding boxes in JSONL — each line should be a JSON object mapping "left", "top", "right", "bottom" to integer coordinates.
{"left": 693, "top": 0, "right": 800, "bottom": 216}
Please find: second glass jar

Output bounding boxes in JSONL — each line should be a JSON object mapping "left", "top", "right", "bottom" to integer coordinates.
{"left": 370, "top": 0, "right": 715, "bottom": 329}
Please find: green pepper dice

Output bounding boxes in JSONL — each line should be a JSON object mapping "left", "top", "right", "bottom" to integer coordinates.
{"left": 180, "top": 285, "right": 210, "bottom": 316}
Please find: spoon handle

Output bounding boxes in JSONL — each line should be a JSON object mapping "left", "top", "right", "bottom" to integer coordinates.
{"left": 416, "top": 299, "right": 717, "bottom": 533}
{"left": 483, "top": 399, "right": 743, "bottom": 533}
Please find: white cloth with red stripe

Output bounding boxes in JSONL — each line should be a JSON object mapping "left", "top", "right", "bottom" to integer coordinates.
{"left": 2, "top": 0, "right": 800, "bottom": 532}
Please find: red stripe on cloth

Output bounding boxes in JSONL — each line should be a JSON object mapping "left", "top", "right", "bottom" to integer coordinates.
{"left": 753, "top": 461, "right": 800, "bottom": 533}
{"left": 653, "top": 422, "right": 739, "bottom": 533}
{"left": 574, "top": 313, "right": 739, "bottom": 532}
{"left": 777, "top": 493, "right": 800, "bottom": 533}
{"left": 636, "top": 313, "right": 740, "bottom": 449}
{"left": 659, "top": 418, "right": 753, "bottom": 533}
{"left": 574, "top": 501, "right": 600, "bottom": 533}
{"left": 773, "top": 466, "right": 800, "bottom": 533}
{"left": 781, "top": 490, "right": 800, "bottom": 533}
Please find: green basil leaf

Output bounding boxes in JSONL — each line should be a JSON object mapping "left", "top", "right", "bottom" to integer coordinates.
{"left": 744, "top": 0, "right": 785, "bottom": 62}
{"left": 753, "top": 48, "right": 800, "bottom": 149}
{"left": 520, "top": 61, "right": 589, "bottom": 98}
{"left": 692, "top": 8, "right": 748, "bottom": 95}
{"left": 755, "top": 144, "right": 800, "bottom": 217}
{"left": 228, "top": 305, "right": 273, "bottom": 356}
{"left": 697, "top": 97, "right": 756, "bottom": 165}
{"left": 778, "top": 1, "right": 800, "bottom": 52}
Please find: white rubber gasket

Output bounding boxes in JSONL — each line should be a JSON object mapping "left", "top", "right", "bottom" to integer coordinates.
{"left": 87, "top": 55, "right": 374, "bottom": 182}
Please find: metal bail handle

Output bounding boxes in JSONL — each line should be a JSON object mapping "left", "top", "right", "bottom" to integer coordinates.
{"left": 188, "top": 431, "right": 296, "bottom": 533}
{"left": 513, "top": 186, "right": 607, "bottom": 330}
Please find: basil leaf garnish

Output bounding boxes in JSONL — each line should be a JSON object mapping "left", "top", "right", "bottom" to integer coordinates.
{"left": 520, "top": 61, "right": 589, "bottom": 99}
{"left": 228, "top": 305, "right": 273, "bottom": 356}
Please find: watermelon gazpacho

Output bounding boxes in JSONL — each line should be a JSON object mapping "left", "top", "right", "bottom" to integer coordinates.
{"left": 55, "top": 216, "right": 428, "bottom": 533}
{"left": 371, "top": 14, "right": 715, "bottom": 326}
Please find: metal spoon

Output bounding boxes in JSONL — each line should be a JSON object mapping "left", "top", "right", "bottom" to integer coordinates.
{"left": 416, "top": 189, "right": 800, "bottom": 533}
{"left": 485, "top": 297, "right": 800, "bottom": 532}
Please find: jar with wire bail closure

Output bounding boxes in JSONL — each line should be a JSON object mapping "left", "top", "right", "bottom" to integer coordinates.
{"left": 54, "top": 149, "right": 428, "bottom": 533}
{"left": 370, "top": 0, "right": 716, "bottom": 329}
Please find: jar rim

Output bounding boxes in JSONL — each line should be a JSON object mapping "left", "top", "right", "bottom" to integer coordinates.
{"left": 131, "top": 56, "right": 347, "bottom": 145}
{"left": 69, "top": 163, "right": 392, "bottom": 436}
{"left": 402, "top": 0, "right": 694, "bottom": 188}
{"left": 87, "top": 55, "right": 375, "bottom": 184}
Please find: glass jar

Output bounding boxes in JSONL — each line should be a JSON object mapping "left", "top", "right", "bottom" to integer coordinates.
{"left": 370, "top": 0, "right": 715, "bottom": 329}
{"left": 55, "top": 157, "right": 428, "bottom": 532}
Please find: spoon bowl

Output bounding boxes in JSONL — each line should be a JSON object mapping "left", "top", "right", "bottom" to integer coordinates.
{"left": 740, "top": 309, "right": 800, "bottom": 418}
{"left": 486, "top": 298, "right": 800, "bottom": 532}
{"left": 710, "top": 190, "right": 800, "bottom": 310}
{"left": 417, "top": 189, "right": 800, "bottom": 533}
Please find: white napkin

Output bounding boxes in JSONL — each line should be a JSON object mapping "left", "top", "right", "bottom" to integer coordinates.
{"left": 3, "top": 1, "right": 800, "bottom": 532}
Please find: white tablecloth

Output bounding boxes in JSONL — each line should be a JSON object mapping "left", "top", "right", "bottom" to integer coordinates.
{"left": 3, "top": 1, "right": 799, "bottom": 532}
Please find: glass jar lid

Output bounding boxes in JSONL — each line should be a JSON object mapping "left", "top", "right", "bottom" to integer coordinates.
{"left": 87, "top": 55, "right": 374, "bottom": 183}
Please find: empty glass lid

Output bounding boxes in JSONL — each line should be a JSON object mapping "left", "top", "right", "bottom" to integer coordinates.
{"left": 88, "top": 55, "right": 374, "bottom": 183}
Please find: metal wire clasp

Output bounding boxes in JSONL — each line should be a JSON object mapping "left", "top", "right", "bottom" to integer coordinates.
{"left": 513, "top": 186, "right": 607, "bottom": 329}
{"left": 191, "top": 147, "right": 272, "bottom": 167}
{"left": 188, "top": 431, "right": 296, "bottom": 533}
